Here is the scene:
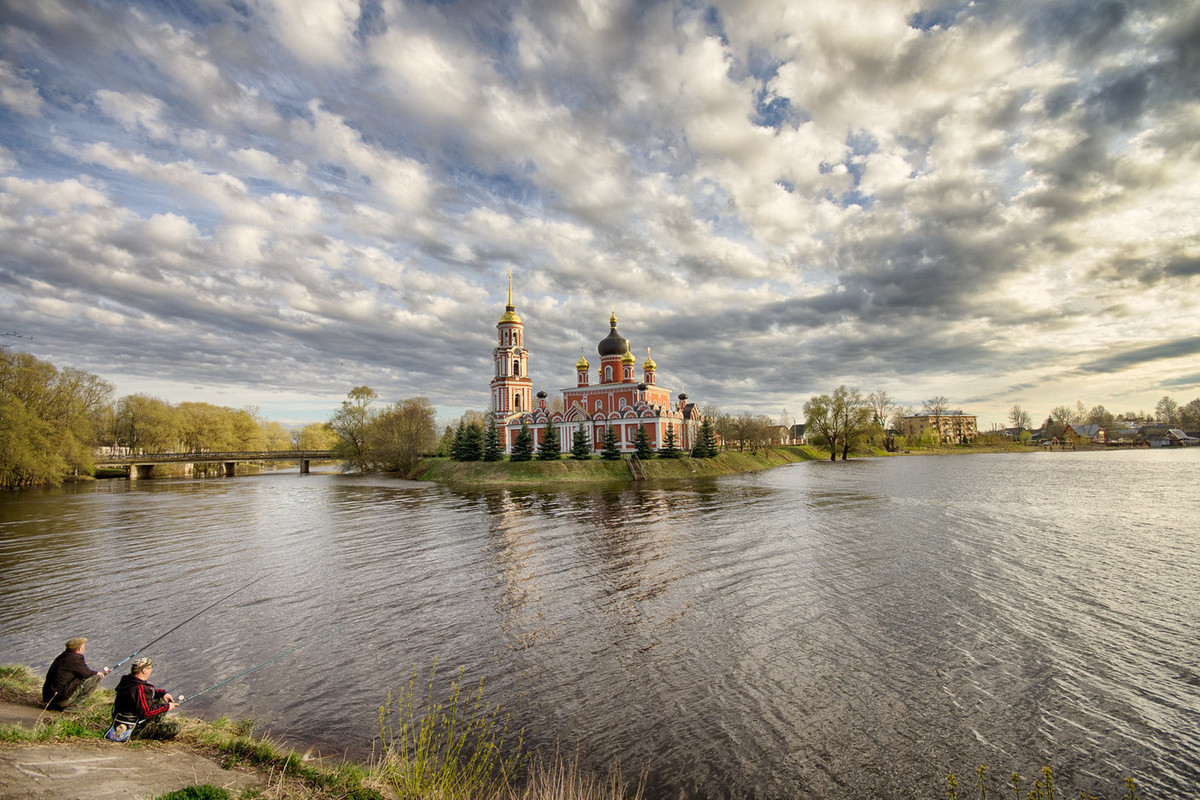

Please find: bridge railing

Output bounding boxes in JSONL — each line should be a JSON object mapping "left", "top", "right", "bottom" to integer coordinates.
{"left": 94, "top": 450, "right": 338, "bottom": 465}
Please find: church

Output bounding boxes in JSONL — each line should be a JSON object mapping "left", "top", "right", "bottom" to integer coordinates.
{"left": 489, "top": 284, "right": 699, "bottom": 455}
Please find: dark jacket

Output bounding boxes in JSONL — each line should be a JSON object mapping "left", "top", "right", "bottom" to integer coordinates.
{"left": 42, "top": 649, "right": 97, "bottom": 707}
{"left": 113, "top": 674, "right": 170, "bottom": 721}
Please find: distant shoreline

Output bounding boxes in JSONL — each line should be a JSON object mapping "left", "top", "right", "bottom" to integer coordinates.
{"left": 410, "top": 446, "right": 825, "bottom": 485}
{"left": 405, "top": 441, "right": 1130, "bottom": 486}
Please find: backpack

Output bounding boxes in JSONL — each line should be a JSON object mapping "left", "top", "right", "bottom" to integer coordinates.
{"left": 104, "top": 713, "right": 139, "bottom": 742}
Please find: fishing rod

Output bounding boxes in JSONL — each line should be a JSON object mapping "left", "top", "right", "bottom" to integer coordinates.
{"left": 177, "top": 627, "right": 339, "bottom": 704}
{"left": 108, "top": 570, "right": 276, "bottom": 673}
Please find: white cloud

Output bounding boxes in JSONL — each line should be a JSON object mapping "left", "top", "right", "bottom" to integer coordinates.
{"left": 141, "top": 212, "right": 201, "bottom": 249}
{"left": 0, "top": 60, "right": 42, "bottom": 115}
{"left": 0, "top": 145, "right": 16, "bottom": 175}
{"left": 251, "top": 0, "right": 359, "bottom": 69}
{"left": 94, "top": 90, "right": 170, "bottom": 137}
{"left": 1, "top": 175, "right": 111, "bottom": 213}
{"left": 291, "top": 102, "right": 433, "bottom": 214}
{"left": 1, "top": 0, "right": 1198, "bottom": 426}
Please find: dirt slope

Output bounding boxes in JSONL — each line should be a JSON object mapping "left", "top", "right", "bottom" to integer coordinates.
{"left": 0, "top": 700, "right": 262, "bottom": 800}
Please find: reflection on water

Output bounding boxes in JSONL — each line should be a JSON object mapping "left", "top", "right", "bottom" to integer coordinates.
{"left": 2, "top": 451, "right": 1199, "bottom": 798}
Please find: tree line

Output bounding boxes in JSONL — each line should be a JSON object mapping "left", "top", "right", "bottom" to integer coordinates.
{"left": 1, "top": 350, "right": 336, "bottom": 489}
{"left": 797, "top": 389, "right": 1200, "bottom": 460}
{"left": 1009, "top": 396, "right": 1200, "bottom": 441}
{"left": 11, "top": 346, "right": 1198, "bottom": 488}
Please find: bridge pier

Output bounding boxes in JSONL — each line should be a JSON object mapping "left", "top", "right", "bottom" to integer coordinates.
{"left": 130, "top": 464, "right": 154, "bottom": 480}
{"left": 223, "top": 462, "right": 237, "bottom": 477}
{"left": 300, "top": 459, "right": 310, "bottom": 474}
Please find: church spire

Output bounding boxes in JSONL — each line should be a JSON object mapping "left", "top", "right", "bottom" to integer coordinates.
{"left": 499, "top": 271, "right": 521, "bottom": 323}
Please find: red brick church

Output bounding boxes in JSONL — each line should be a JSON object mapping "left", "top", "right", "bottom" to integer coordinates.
{"left": 490, "top": 283, "right": 699, "bottom": 455}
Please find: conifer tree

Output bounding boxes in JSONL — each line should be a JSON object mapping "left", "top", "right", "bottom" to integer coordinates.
{"left": 570, "top": 423, "right": 591, "bottom": 460}
{"left": 660, "top": 424, "right": 682, "bottom": 458}
{"left": 601, "top": 424, "right": 622, "bottom": 460}
{"left": 510, "top": 421, "right": 534, "bottom": 461}
{"left": 482, "top": 416, "right": 502, "bottom": 462}
{"left": 633, "top": 423, "right": 654, "bottom": 459}
{"left": 450, "top": 420, "right": 466, "bottom": 461}
{"left": 460, "top": 421, "right": 484, "bottom": 461}
{"left": 693, "top": 417, "right": 718, "bottom": 458}
{"left": 437, "top": 424, "right": 456, "bottom": 457}
{"left": 537, "top": 423, "right": 561, "bottom": 460}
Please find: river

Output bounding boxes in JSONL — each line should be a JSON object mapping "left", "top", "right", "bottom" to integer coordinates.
{"left": 1, "top": 449, "right": 1197, "bottom": 798}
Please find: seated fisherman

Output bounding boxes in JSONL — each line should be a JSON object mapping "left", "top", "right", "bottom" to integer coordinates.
{"left": 111, "top": 658, "right": 180, "bottom": 740}
{"left": 42, "top": 637, "right": 110, "bottom": 711}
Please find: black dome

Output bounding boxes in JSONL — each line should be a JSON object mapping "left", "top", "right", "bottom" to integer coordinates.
{"left": 597, "top": 314, "right": 629, "bottom": 357}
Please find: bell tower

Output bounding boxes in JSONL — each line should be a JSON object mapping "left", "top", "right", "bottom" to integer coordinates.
{"left": 491, "top": 273, "right": 532, "bottom": 419}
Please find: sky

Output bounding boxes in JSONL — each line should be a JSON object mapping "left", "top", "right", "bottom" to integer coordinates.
{"left": 2, "top": 0, "right": 1199, "bottom": 431}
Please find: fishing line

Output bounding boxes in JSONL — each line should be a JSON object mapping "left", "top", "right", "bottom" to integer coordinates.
{"left": 108, "top": 569, "right": 277, "bottom": 672}
{"left": 177, "top": 627, "right": 339, "bottom": 704}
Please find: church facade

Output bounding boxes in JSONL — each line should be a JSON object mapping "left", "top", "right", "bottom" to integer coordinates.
{"left": 490, "top": 287, "right": 699, "bottom": 455}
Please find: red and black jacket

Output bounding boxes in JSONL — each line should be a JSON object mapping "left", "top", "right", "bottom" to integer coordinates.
{"left": 113, "top": 674, "right": 170, "bottom": 721}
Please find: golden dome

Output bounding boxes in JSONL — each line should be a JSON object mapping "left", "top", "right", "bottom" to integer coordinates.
{"left": 576, "top": 351, "right": 590, "bottom": 370}
{"left": 499, "top": 271, "right": 521, "bottom": 323}
{"left": 642, "top": 347, "right": 656, "bottom": 371}
{"left": 621, "top": 349, "right": 636, "bottom": 365}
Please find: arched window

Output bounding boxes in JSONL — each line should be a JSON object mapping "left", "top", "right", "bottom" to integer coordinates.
{"left": 513, "top": 359, "right": 520, "bottom": 376}
{"left": 514, "top": 393, "right": 522, "bottom": 411}
{"left": 604, "top": 366, "right": 612, "bottom": 381}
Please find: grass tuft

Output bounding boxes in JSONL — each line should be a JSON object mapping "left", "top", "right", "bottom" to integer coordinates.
{"left": 376, "top": 660, "right": 525, "bottom": 799}
{"left": 511, "top": 750, "right": 645, "bottom": 800}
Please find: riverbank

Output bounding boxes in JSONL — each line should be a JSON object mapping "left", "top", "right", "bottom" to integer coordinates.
{"left": 0, "top": 665, "right": 642, "bottom": 800}
{"left": 0, "top": 665, "right": 382, "bottom": 800}
{"left": 412, "top": 446, "right": 826, "bottom": 484}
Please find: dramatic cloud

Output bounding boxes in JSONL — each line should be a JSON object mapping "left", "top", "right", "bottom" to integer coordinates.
{"left": 1, "top": 0, "right": 1198, "bottom": 428}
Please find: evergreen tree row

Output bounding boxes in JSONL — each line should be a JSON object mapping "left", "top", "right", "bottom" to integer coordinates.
{"left": 446, "top": 416, "right": 719, "bottom": 462}
{"left": 449, "top": 417, "right": 503, "bottom": 462}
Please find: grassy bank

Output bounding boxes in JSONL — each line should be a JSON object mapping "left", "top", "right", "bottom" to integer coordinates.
{"left": 413, "top": 446, "right": 825, "bottom": 485}
{"left": 0, "top": 664, "right": 642, "bottom": 800}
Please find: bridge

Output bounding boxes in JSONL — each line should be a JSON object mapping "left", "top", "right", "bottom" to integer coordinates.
{"left": 94, "top": 450, "right": 340, "bottom": 479}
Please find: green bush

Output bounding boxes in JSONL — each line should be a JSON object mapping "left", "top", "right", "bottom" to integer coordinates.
{"left": 153, "top": 786, "right": 230, "bottom": 800}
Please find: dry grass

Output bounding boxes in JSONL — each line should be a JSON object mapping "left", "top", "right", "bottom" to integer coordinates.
{"left": 507, "top": 751, "right": 645, "bottom": 800}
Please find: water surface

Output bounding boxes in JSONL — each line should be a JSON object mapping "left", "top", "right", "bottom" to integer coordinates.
{"left": 2, "top": 450, "right": 1197, "bottom": 798}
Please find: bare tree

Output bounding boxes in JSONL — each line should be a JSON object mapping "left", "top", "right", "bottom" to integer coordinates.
{"left": 1086, "top": 405, "right": 1115, "bottom": 428}
{"left": 1050, "top": 404, "right": 1083, "bottom": 426}
{"left": 752, "top": 413, "right": 775, "bottom": 452}
{"left": 1008, "top": 404, "right": 1032, "bottom": 430}
{"left": 1156, "top": 395, "right": 1179, "bottom": 425}
{"left": 866, "top": 390, "right": 895, "bottom": 428}
{"left": 922, "top": 395, "right": 951, "bottom": 416}
{"left": 1181, "top": 398, "right": 1200, "bottom": 429}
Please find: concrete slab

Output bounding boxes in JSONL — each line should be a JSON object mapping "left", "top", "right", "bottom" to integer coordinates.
{"left": 0, "top": 701, "right": 263, "bottom": 800}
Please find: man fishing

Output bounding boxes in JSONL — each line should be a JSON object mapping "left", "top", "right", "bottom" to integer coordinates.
{"left": 111, "top": 658, "right": 179, "bottom": 740}
{"left": 42, "top": 637, "right": 110, "bottom": 711}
